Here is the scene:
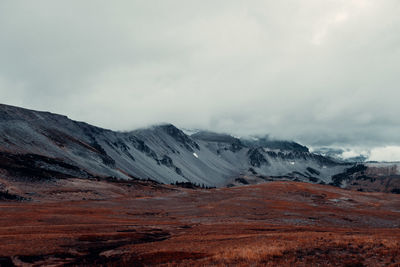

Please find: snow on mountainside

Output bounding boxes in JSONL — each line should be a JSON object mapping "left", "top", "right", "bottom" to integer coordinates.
{"left": 0, "top": 103, "right": 369, "bottom": 188}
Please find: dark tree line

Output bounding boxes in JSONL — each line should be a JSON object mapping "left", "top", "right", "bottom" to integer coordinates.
{"left": 171, "top": 181, "right": 215, "bottom": 189}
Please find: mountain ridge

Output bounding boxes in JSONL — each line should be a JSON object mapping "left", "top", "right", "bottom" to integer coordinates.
{"left": 1, "top": 103, "right": 398, "bottom": 193}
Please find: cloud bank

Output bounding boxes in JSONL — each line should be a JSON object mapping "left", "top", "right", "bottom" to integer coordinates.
{"left": 1, "top": 0, "right": 400, "bottom": 157}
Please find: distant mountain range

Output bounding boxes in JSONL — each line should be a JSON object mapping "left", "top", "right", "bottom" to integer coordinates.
{"left": 0, "top": 104, "right": 399, "bottom": 193}
{"left": 312, "top": 147, "right": 369, "bottom": 163}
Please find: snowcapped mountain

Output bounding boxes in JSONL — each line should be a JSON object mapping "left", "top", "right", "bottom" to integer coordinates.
{"left": 0, "top": 103, "right": 364, "bottom": 187}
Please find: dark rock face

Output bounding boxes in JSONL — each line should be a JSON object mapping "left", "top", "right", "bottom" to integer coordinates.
{"left": 266, "top": 151, "right": 278, "bottom": 158}
{"left": 192, "top": 131, "right": 239, "bottom": 144}
{"left": 0, "top": 151, "right": 92, "bottom": 181}
{"left": 330, "top": 164, "right": 368, "bottom": 187}
{"left": 159, "top": 155, "right": 184, "bottom": 177}
{"left": 191, "top": 131, "right": 244, "bottom": 152}
{"left": 160, "top": 155, "right": 174, "bottom": 168}
{"left": 90, "top": 140, "right": 116, "bottom": 167}
{"left": 78, "top": 130, "right": 117, "bottom": 167}
{"left": 229, "top": 140, "right": 243, "bottom": 152}
{"left": 310, "top": 154, "right": 341, "bottom": 166}
{"left": 307, "top": 167, "right": 321, "bottom": 176}
{"left": 193, "top": 131, "right": 310, "bottom": 154}
{"left": 391, "top": 188, "right": 400, "bottom": 194}
{"left": 263, "top": 150, "right": 340, "bottom": 167}
{"left": 39, "top": 127, "right": 118, "bottom": 167}
{"left": 175, "top": 167, "right": 183, "bottom": 175}
{"left": 129, "top": 137, "right": 158, "bottom": 163}
{"left": 247, "top": 148, "right": 269, "bottom": 167}
{"left": 0, "top": 190, "right": 28, "bottom": 201}
{"left": 248, "top": 168, "right": 257, "bottom": 175}
{"left": 235, "top": 177, "right": 249, "bottom": 184}
{"left": 160, "top": 124, "right": 199, "bottom": 152}
{"left": 241, "top": 137, "right": 309, "bottom": 153}
{"left": 308, "top": 177, "right": 320, "bottom": 183}
{"left": 111, "top": 139, "right": 135, "bottom": 161}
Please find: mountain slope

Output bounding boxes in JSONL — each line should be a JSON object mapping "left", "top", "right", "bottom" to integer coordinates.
{"left": 0, "top": 104, "right": 354, "bottom": 187}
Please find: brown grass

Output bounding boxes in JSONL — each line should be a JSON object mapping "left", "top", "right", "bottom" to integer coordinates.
{"left": 203, "top": 231, "right": 400, "bottom": 267}
{"left": 0, "top": 180, "right": 399, "bottom": 266}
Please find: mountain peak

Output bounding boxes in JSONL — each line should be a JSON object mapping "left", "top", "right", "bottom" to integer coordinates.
{"left": 241, "top": 135, "right": 309, "bottom": 153}
{"left": 191, "top": 131, "right": 239, "bottom": 144}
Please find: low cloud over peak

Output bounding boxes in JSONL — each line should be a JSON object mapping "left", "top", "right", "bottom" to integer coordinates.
{"left": 1, "top": 0, "right": 400, "bottom": 155}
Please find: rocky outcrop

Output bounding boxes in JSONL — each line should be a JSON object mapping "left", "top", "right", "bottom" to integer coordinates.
{"left": 247, "top": 148, "right": 269, "bottom": 167}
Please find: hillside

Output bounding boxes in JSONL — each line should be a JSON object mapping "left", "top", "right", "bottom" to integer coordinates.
{"left": 0, "top": 104, "right": 348, "bottom": 186}
{"left": 0, "top": 103, "right": 399, "bottom": 194}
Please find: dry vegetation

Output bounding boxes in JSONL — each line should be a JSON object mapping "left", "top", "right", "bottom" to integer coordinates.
{"left": 207, "top": 230, "right": 400, "bottom": 266}
{"left": 0, "top": 179, "right": 399, "bottom": 266}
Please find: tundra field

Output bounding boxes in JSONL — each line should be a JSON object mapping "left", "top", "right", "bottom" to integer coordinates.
{"left": 0, "top": 179, "right": 399, "bottom": 266}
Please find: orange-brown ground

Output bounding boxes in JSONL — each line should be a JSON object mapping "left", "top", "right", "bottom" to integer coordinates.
{"left": 0, "top": 179, "right": 399, "bottom": 266}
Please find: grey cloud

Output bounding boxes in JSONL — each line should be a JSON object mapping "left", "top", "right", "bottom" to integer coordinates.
{"left": 1, "top": 0, "right": 400, "bottom": 150}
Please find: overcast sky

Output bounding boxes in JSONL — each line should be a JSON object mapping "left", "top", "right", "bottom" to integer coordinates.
{"left": 1, "top": 1, "right": 400, "bottom": 159}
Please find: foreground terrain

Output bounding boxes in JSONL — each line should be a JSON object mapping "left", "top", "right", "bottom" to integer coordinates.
{"left": 0, "top": 179, "right": 399, "bottom": 266}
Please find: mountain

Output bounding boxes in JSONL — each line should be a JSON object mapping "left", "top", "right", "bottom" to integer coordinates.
{"left": 0, "top": 103, "right": 398, "bottom": 193}
{"left": 189, "top": 130, "right": 348, "bottom": 185}
{"left": 241, "top": 135, "right": 310, "bottom": 153}
{"left": 312, "top": 147, "right": 369, "bottom": 162}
